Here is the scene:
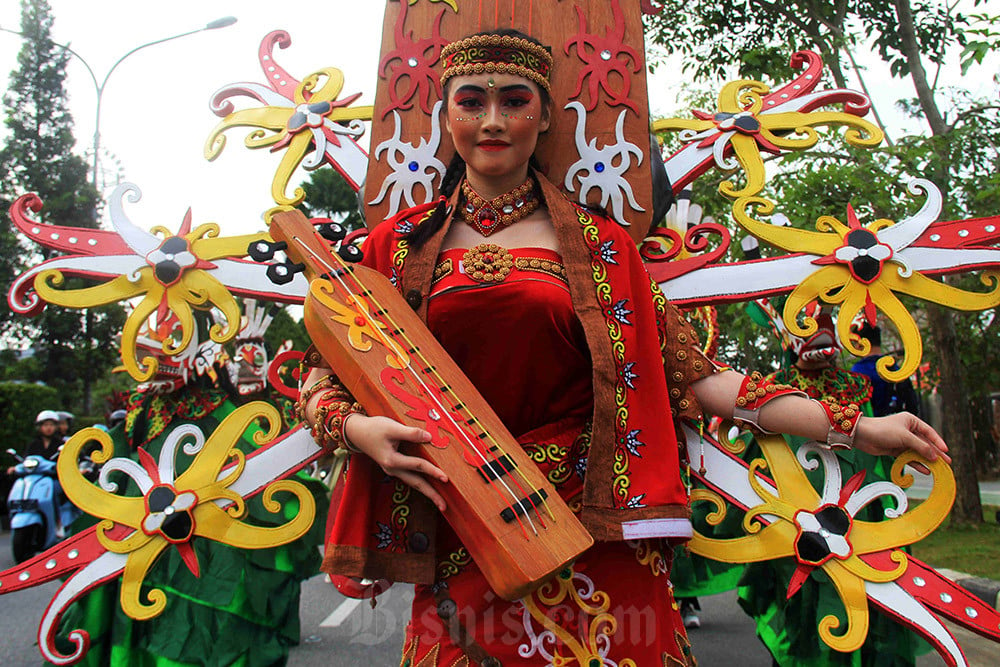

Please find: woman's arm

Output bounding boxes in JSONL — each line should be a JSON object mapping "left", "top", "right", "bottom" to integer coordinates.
{"left": 300, "top": 367, "right": 450, "bottom": 511}
{"left": 690, "top": 370, "right": 951, "bottom": 465}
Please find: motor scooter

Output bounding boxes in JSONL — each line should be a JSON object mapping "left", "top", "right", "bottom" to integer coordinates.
{"left": 5, "top": 447, "right": 87, "bottom": 563}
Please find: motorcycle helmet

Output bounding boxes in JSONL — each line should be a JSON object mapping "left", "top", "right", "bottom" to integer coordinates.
{"left": 108, "top": 409, "right": 127, "bottom": 428}
{"left": 35, "top": 410, "right": 60, "bottom": 424}
{"left": 57, "top": 411, "right": 74, "bottom": 423}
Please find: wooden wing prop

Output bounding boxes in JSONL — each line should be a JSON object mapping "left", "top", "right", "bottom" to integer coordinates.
{"left": 366, "top": 0, "right": 654, "bottom": 241}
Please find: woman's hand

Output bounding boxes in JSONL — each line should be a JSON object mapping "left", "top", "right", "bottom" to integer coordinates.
{"left": 853, "top": 412, "right": 951, "bottom": 473}
{"left": 344, "top": 414, "right": 450, "bottom": 512}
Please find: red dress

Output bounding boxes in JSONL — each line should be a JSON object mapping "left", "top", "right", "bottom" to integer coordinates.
{"left": 398, "top": 245, "right": 694, "bottom": 666}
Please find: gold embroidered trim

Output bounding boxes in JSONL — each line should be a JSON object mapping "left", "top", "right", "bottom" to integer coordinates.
{"left": 432, "top": 258, "right": 453, "bottom": 285}
{"left": 514, "top": 256, "right": 568, "bottom": 283}
{"left": 441, "top": 34, "right": 553, "bottom": 92}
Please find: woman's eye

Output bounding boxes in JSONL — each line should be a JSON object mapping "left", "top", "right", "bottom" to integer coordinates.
{"left": 454, "top": 96, "right": 483, "bottom": 110}
{"left": 504, "top": 96, "right": 531, "bottom": 108}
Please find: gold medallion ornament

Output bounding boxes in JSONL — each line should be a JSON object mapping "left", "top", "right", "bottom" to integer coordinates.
{"left": 459, "top": 177, "right": 540, "bottom": 236}
{"left": 461, "top": 244, "right": 515, "bottom": 283}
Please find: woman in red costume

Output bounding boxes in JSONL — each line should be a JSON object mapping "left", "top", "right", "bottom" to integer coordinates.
{"left": 301, "top": 29, "right": 949, "bottom": 666}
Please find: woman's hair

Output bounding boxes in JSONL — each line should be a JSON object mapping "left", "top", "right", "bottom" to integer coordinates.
{"left": 406, "top": 28, "right": 551, "bottom": 249}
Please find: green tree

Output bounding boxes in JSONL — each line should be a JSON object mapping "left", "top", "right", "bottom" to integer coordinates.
{"left": 264, "top": 306, "right": 310, "bottom": 354}
{"left": 298, "top": 167, "right": 366, "bottom": 231}
{"left": 646, "top": 0, "right": 999, "bottom": 523}
{"left": 0, "top": 0, "right": 123, "bottom": 416}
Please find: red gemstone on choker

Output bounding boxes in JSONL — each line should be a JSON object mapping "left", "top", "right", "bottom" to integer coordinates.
{"left": 459, "top": 177, "right": 540, "bottom": 237}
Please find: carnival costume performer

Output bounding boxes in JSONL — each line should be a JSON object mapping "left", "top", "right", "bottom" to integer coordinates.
{"left": 57, "top": 318, "right": 327, "bottom": 667}
{"left": 300, "top": 30, "right": 950, "bottom": 666}
{"left": 736, "top": 309, "right": 925, "bottom": 666}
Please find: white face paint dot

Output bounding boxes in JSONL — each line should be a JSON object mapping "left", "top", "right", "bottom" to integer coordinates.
{"left": 262, "top": 55, "right": 270, "bottom": 61}
{"left": 806, "top": 74, "right": 813, "bottom": 79}
{"left": 279, "top": 80, "right": 287, "bottom": 87}
{"left": 780, "top": 93, "right": 789, "bottom": 98}
{"left": 965, "top": 607, "right": 978, "bottom": 619}
{"left": 50, "top": 233, "right": 59, "bottom": 240}
{"left": 929, "top": 234, "right": 940, "bottom": 242}
{"left": 793, "top": 85, "right": 801, "bottom": 90}
{"left": 19, "top": 572, "right": 29, "bottom": 581}
{"left": 267, "top": 66, "right": 275, "bottom": 72}
{"left": 940, "top": 592, "right": 953, "bottom": 604}
{"left": 31, "top": 227, "right": 40, "bottom": 234}
{"left": 600, "top": 50, "right": 612, "bottom": 61}
{"left": 88, "top": 239, "right": 97, "bottom": 246}
{"left": 912, "top": 576, "right": 925, "bottom": 587}
{"left": 68, "top": 550, "right": 79, "bottom": 559}
{"left": 958, "top": 229, "right": 969, "bottom": 237}
{"left": 68, "top": 237, "right": 77, "bottom": 244}
{"left": 768, "top": 100, "right": 776, "bottom": 105}
{"left": 407, "top": 57, "right": 418, "bottom": 67}
{"left": 46, "top": 559, "right": 57, "bottom": 569}
{"left": 986, "top": 225, "right": 996, "bottom": 233}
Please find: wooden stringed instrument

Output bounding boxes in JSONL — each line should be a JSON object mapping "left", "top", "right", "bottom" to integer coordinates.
{"left": 258, "top": 209, "right": 593, "bottom": 601}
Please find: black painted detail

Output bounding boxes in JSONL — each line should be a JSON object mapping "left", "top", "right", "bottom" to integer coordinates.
{"left": 500, "top": 489, "right": 549, "bottom": 523}
{"left": 247, "top": 239, "right": 287, "bottom": 262}
{"left": 477, "top": 455, "right": 516, "bottom": 482}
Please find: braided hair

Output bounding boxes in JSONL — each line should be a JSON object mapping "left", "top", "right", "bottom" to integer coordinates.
{"left": 406, "top": 28, "right": 552, "bottom": 249}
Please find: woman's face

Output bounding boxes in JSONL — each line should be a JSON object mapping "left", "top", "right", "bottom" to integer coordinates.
{"left": 444, "top": 72, "right": 550, "bottom": 189}
{"left": 38, "top": 421, "right": 56, "bottom": 437}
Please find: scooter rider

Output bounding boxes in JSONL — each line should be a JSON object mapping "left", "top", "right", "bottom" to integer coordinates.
{"left": 7, "top": 410, "right": 61, "bottom": 474}
{"left": 55, "top": 411, "right": 74, "bottom": 443}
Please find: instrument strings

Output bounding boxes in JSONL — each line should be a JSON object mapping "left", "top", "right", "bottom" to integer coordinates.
{"left": 292, "top": 234, "right": 553, "bottom": 535}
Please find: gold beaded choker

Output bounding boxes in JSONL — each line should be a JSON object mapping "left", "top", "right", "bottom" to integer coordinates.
{"left": 458, "top": 177, "right": 540, "bottom": 237}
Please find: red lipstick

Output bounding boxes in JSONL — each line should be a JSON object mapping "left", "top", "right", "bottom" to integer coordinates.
{"left": 478, "top": 140, "right": 510, "bottom": 152}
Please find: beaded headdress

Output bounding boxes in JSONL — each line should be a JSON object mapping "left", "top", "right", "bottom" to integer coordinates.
{"left": 440, "top": 34, "right": 553, "bottom": 92}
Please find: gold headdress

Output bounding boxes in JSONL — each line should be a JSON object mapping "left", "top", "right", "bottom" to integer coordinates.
{"left": 440, "top": 34, "right": 553, "bottom": 92}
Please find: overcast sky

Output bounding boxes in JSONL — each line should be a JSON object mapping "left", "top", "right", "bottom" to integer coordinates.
{"left": 1, "top": 1, "right": 998, "bottom": 238}
{"left": 0, "top": 1, "right": 387, "bottom": 235}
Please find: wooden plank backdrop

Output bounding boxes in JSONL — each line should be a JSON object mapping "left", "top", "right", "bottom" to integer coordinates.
{"left": 364, "top": 0, "right": 653, "bottom": 243}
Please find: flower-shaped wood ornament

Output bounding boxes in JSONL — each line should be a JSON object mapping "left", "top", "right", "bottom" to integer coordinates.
{"left": 57, "top": 403, "right": 316, "bottom": 622}
{"left": 731, "top": 180, "right": 1000, "bottom": 382}
{"left": 656, "top": 51, "right": 883, "bottom": 199}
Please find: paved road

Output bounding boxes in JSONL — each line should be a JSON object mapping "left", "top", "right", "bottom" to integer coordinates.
{"left": 1, "top": 529, "right": 997, "bottom": 665}
{"left": 906, "top": 471, "right": 1000, "bottom": 506}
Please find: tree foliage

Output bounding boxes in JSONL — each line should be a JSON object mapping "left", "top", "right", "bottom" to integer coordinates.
{"left": 0, "top": 0, "right": 124, "bottom": 416}
{"left": 646, "top": 0, "right": 1000, "bottom": 521}
{"left": 298, "top": 167, "right": 366, "bottom": 231}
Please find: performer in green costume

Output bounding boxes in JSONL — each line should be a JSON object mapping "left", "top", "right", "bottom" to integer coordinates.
{"left": 57, "top": 311, "right": 327, "bottom": 667}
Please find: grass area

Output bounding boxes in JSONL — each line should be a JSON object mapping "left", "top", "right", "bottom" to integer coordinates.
{"left": 909, "top": 504, "right": 1000, "bottom": 580}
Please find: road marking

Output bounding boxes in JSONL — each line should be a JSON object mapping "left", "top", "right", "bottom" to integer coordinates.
{"left": 320, "top": 597, "right": 363, "bottom": 627}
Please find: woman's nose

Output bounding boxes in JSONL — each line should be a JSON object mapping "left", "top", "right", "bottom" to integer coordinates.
{"left": 481, "top": 102, "right": 505, "bottom": 131}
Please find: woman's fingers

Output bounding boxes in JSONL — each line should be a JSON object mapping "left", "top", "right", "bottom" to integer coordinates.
{"left": 393, "top": 468, "right": 448, "bottom": 512}
{"left": 340, "top": 414, "right": 450, "bottom": 510}
{"left": 908, "top": 417, "right": 951, "bottom": 462}
{"left": 385, "top": 450, "right": 449, "bottom": 484}
{"left": 856, "top": 414, "right": 952, "bottom": 467}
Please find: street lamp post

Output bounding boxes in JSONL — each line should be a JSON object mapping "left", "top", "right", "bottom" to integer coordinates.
{"left": 1, "top": 16, "right": 238, "bottom": 188}
{"left": 0, "top": 15, "right": 237, "bottom": 416}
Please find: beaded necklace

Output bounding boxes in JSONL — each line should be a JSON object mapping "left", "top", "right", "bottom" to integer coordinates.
{"left": 458, "top": 177, "right": 540, "bottom": 237}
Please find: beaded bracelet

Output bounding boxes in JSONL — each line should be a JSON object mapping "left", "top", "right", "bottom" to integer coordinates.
{"left": 294, "top": 375, "right": 334, "bottom": 422}
{"left": 732, "top": 371, "right": 807, "bottom": 434}
{"left": 322, "top": 401, "right": 367, "bottom": 453}
{"left": 816, "top": 397, "right": 862, "bottom": 450}
{"left": 309, "top": 391, "right": 364, "bottom": 452}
